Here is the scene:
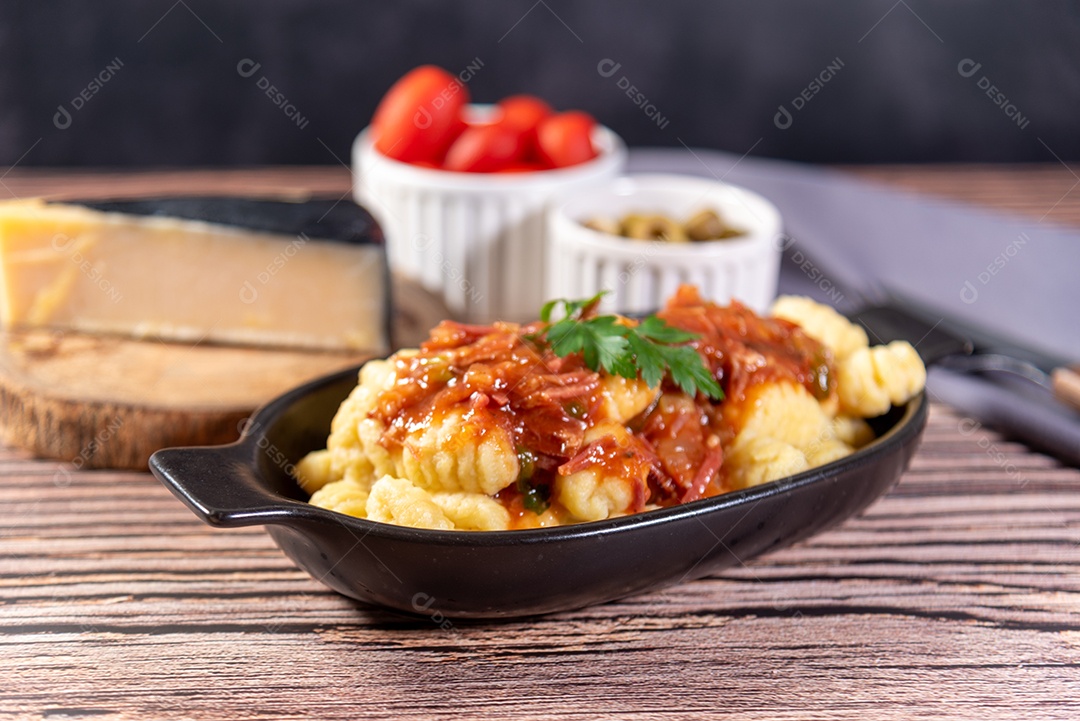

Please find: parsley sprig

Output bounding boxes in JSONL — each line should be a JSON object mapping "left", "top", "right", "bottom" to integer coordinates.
{"left": 538, "top": 293, "right": 724, "bottom": 401}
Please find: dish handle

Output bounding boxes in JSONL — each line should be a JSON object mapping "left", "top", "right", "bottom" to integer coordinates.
{"left": 149, "top": 445, "right": 303, "bottom": 528}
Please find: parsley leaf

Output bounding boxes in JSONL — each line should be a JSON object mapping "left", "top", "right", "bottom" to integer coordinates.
{"left": 635, "top": 315, "right": 698, "bottom": 344}
{"left": 537, "top": 294, "right": 724, "bottom": 401}
{"left": 663, "top": 345, "right": 723, "bottom": 399}
{"left": 625, "top": 332, "right": 668, "bottom": 389}
{"left": 540, "top": 292, "right": 605, "bottom": 324}
{"left": 546, "top": 315, "right": 630, "bottom": 374}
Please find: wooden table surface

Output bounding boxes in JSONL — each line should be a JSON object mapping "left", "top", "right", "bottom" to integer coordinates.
{"left": 2, "top": 166, "right": 1079, "bottom": 720}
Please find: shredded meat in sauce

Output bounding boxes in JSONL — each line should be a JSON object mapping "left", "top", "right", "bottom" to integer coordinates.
{"left": 370, "top": 286, "right": 836, "bottom": 519}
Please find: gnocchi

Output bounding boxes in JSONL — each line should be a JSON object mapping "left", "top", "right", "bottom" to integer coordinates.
{"left": 299, "top": 287, "right": 926, "bottom": 530}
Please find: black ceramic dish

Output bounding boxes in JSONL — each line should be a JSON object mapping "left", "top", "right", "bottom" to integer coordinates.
{"left": 150, "top": 364, "right": 927, "bottom": 619}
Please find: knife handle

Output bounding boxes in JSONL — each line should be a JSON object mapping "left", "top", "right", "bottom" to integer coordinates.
{"left": 1052, "top": 367, "right": 1080, "bottom": 413}
{"left": 928, "top": 367, "right": 1080, "bottom": 468}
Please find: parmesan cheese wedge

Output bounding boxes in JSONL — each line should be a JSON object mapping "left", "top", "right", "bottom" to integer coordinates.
{"left": 0, "top": 197, "right": 391, "bottom": 352}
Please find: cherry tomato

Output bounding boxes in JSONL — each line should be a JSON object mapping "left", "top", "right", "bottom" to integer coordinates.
{"left": 441, "top": 114, "right": 468, "bottom": 157}
{"left": 443, "top": 121, "right": 526, "bottom": 173}
{"left": 371, "top": 66, "right": 468, "bottom": 164}
{"left": 496, "top": 95, "right": 553, "bottom": 162}
{"left": 498, "top": 95, "right": 552, "bottom": 129}
{"left": 536, "top": 111, "right": 598, "bottom": 168}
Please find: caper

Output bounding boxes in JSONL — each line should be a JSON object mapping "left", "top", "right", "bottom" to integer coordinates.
{"left": 579, "top": 207, "right": 743, "bottom": 243}
{"left": 623, "top": 214, "right": 689, "bottom": 243}
{"left": 618, "top": 214, "right": 649, "bottom": 236}
{"left": 685, "top": 209, "right": 727, "bottom": 241}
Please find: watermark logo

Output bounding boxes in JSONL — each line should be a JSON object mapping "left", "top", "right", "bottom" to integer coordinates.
{"left": 237, "top": 58, "right": 309, "bottom": 129}
{"left": 411, "top": 592, "right": 459, "bottom": 637}
{"left": 410, "top": 233, "right": 484, "bottom": 307}
{"left": 616, "top": 240, "right": 665, "bottom": 286}
{"left": 54, "top": 57, "right": 125, "bottom": 130}
{"left": 238, "top": 418, "right": 299, "bottom": 478}
{"left": 237, "top": 58, "right": 260, "bottom": 78}
{"left": 597, "top": 58, "right": 669, "bottom": 129}
{"left": 411, "top": 58, "right": 484, "bottom": 131}
{"left": 958, "top": 417, "right": 1029, "bottom": 486}
{"left": 239, "top": 233, "right": 308, "bottom": 304}
{"left": 50, "top": 233, "right": 123, "bottom": 303}
{"left": 774, "top": 57, "right": 845, "bottom": 130}
{"left": 959, "top": 232, "right": 1028, "bottom": 304}
{"left": 957, "top": 58, "right": 1030, "bottom": 130}
{"left": 774, "top": 233, "right": 845, "bottom": 304}
{"left": 52, "top": 415, "right": 125, "bottom": 487}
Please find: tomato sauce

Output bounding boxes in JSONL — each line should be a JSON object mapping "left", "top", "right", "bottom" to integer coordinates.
{"left": 369, "top": 286, "right": 835, "bottom": 517}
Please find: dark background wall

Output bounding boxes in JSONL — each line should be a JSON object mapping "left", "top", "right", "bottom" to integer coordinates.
{"left": 1, "top": 0, "right": 1077, "bottom": 167}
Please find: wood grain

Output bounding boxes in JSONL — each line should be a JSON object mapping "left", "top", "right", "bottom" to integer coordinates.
{"left": 0, "top": 330, "right": 369, "bottom": 470}
{"left": 0, "top": 277, "right": 446, "bottom": 470}
{"left": 2, "top": 405, "right": 1078, "bottom": 720}
{"left": 2, "top": 166, "right": 1079, "bottom": 721}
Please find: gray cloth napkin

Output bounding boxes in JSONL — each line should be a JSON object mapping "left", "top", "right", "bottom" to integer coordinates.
{"left": 629, "top": 149, "right": 1078, "bottom": 359}
{"left": 627, "top": 149, "right": 1080, "bottom": 464}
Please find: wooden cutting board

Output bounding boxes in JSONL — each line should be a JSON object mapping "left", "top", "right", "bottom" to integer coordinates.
{"left": 0, "top": 277, "right": 448, "bottom": 470}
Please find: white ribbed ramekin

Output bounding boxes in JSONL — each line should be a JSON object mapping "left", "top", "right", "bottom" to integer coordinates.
{"left": 351, "top": 115, "right": 626, "bottom": 323}
{"left": 546, "top": 174, "right": 783, "bottom": 315}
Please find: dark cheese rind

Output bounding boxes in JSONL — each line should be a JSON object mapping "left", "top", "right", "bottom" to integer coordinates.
{"left": 50, "top": 197, "right": 385, "bottom": 246}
